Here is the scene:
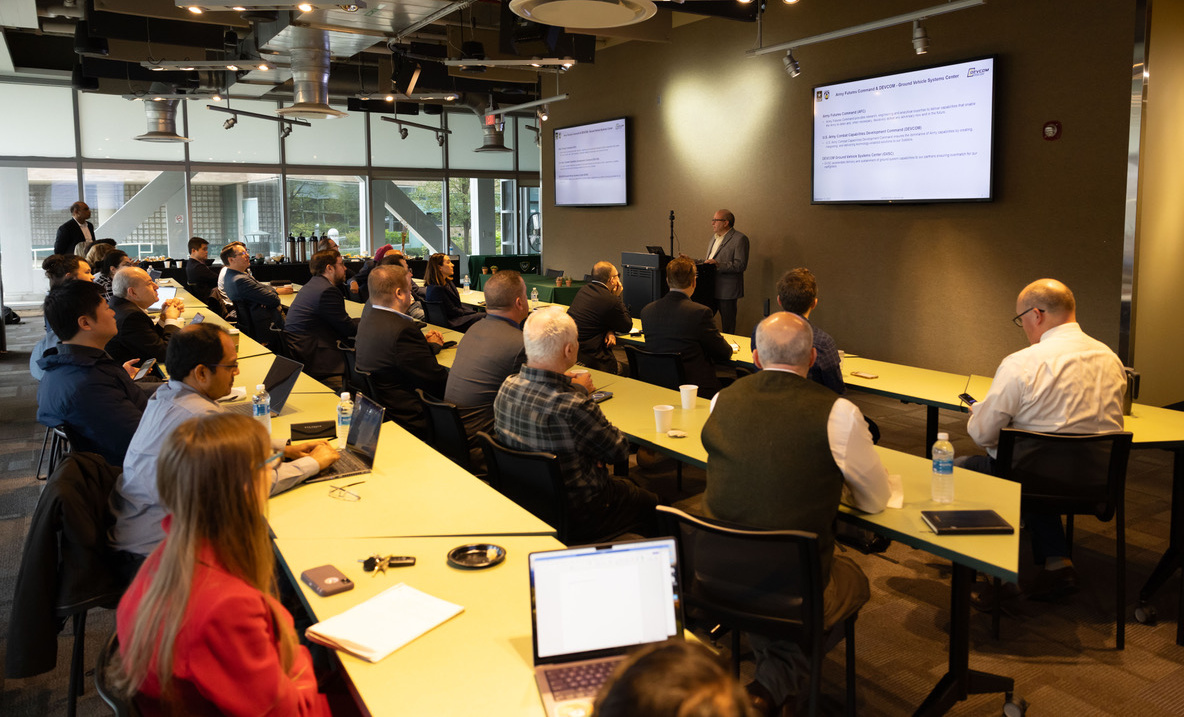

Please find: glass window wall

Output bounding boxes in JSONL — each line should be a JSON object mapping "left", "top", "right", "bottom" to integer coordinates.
{"left": 377, "top": 179, "right": 445, "bottom": 259}
{"left": 190, "top": 171, "right": 283, "bottom": 257}
{"left": 79, "top": 94, "right": 186, "bottom": 162}
{"left": 371, "top": 113, "right": 444, "bottom": 170}
{"left": 447, "top": 112, "right": 515, "bottom": 172}
{"left": 0, "top": 84, "right": 76, "bottom": 158}
{"left": 286, "top": 174, "right": 366, "bottom": 257}
{"left": 83, "top": 168, "right": 187, "bottom": 259}
{"left": 284, "top": 105, "right": 366, "bottom": 166}
{"left": 188, "top": 98, "right": 281, "bottom": 164}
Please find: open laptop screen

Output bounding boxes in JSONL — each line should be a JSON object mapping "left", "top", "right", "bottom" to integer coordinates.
{"left": 148, "top": 285, "right": 178, "bottom": 312}
{"left": 345, "top": 393, "right": 384, "bottom": 463}
{"left": 529, "top": 538, "right": 682, "bottom": 664}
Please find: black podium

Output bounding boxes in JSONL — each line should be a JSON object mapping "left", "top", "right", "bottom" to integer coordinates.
{"left": 621, "top": 251, "right": 716, "bottom": 316}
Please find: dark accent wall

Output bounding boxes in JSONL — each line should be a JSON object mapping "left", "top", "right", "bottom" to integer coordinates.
{"left": 541, "top": 0, "right": 1135, "bottom": 377}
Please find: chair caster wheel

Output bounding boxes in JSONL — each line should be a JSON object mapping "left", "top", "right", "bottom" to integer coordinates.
{"left": 1135, "top": 603, "right": 1158, "bottom": 625}
{"left": 1002, "top": 695, "right": 1028, "bottom": 717}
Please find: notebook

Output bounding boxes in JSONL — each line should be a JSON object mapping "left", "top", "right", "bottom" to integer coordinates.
{"left": 304, "top": 393, "right": 385, "bottom": 483}
{"left": 147, "top": 285, "right": 178, "bottom": 313}
{"left": 223, "top": 355, "right": 303, "bottom": 418}
{"left": 921, "top": 509, "right": 1015, "bottom": 535}
{"left": 529, "top": 538, "right": 683, "bottom": 717}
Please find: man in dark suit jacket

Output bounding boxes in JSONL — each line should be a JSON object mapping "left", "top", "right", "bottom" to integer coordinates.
{"left": 221, "top": 243, "right": 291, "bottom": 345}
{"left": 445, "top": 270, "right": 530, "bottom": 442}
{"left": 703, "top": 208, "right": 750, "bottom": 334}
{"left": 185, "top": 236, "right": 219, "bottom": 305}
{"left": 566, "top": 261, "right": 632, "bottom": 374}
{"left": 640, "top": 256, "right": 734, "bottom": 397}
{"left": 54, "top": 201, "right": 94, "bottom": 256}
{"left": 284, "top": 249, "right": 359, "bottom": 388}
{"left": 105, "top": 267, "right": 185, "bottom": 365}
{"left": 354, "top": 264, "right": 449, "bottom": 441}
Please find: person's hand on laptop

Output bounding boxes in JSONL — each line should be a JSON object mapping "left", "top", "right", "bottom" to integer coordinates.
{"left": 293, "top": 440, "right": 341, "bottom": 471}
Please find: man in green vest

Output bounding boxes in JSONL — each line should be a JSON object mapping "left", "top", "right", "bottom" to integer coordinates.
{"left": 702, "top": 311, "right": 892, "bottom": 716}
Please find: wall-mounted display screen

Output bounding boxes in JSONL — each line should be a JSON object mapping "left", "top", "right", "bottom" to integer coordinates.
{"left": 553, "top": 117, "right": 628, "bottom": 207}
{"left": 812, "top": 56, "right": 996, "bottom": 204}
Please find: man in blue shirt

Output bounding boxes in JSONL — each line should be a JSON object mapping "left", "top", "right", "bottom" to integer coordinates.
{"left": 108, "top": 323, "right": 339, "bottom": 578}
{"left": 752, "top": 268, "right": 845, "bottom": 395}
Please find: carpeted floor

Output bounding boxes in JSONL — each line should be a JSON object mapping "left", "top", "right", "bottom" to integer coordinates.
{"left": 1, "top": 313, "right": 1182, "bottom": 715}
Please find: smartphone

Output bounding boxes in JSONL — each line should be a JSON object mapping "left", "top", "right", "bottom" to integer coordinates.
{"left": 133, "top": 358, "right": 157, "bottom": 380}
{"left": 301, "top": 564, "right": 354, "bottom": 597}
{"left": 591, "top": 390, "right": 613, "bottom": 404}
{"left": 190, "top": 312, "right": 204, "bottom": 324}
{"left": 959, "top": 393, "right": 978, "bottom": 406}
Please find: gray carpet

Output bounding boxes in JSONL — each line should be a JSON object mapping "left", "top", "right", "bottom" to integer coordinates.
{"left": 1, "top": 316, "right": 1182, "bottom": 715}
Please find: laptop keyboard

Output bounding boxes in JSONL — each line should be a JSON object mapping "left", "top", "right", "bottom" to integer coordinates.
{"left": 224, "top": 401, "right": 274, "bottom": 417}
{"left": 318, "top": 448, "right": 369, "bottom": 478}
{"left": 544, "top": 661, "right": 616, "bottom": 702}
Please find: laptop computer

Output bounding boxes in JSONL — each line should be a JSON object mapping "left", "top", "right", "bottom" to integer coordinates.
{"left": 528, "top": 538, "right": 684, "bottom": 717}
{"left": 148, "top": 268, "right": 162, "bottom": 282}
{"left": 223, "top": 355, "right": 303, "bottom": 418}
{"left": 304, "top": 393, "right": 385, "bottom": 483}
{"left": 147, "top": 285, "right": 178, "bottom": 313}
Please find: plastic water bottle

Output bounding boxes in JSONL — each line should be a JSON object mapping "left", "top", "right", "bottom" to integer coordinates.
{"left": 337, "top": 392, "right": 353, "bottom": 449}
{"left": 252, "top": 383, "right": 272, "bottom": 435}
{"left": 530, "top": 287, "right": 539, "bottom": 308}
{"left": 931, "top": 432, "right": 955, "bottom": 503}
{"left": 461, "top": 274, "right": 470, "bottom": 293}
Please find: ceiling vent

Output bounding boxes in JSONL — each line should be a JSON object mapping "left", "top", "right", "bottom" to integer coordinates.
{"left": 475, "top": 121, "right": 513, "bottom": 153}
{"left": 276, "top": 27, "right": 347, "bottom": 120}
{"left": 134, "top": 99, "right": 192, "bottom": 143}
{"left": 508, "top": 0, "right": 657, "bottom": 29}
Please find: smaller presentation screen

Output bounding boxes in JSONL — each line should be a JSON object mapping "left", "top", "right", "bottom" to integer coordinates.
{"left": 812, "top": 57, "right": 995, "bottom": 204}
{"left": 553, "top": 118, "right": 628, "bottom": 207}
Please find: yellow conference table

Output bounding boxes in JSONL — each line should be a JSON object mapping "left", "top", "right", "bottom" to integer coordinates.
{"left": 276, "top": 534, "right": 564, "bottom": 717}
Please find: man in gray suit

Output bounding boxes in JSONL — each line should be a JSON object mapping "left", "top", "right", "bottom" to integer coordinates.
{"left": 704, "top": 208, "right": 749, "bottom": 334}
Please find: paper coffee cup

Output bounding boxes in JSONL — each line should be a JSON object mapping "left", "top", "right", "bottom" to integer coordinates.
{"left": 679, "top": 384, "right": 698, "bottom": 410}
{"left": 654, "top": 405, "right": 674, "bottom": 432}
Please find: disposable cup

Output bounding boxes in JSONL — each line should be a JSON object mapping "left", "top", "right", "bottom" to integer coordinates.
{"left": 679, "top": 384, "right": 698, "bottom": 410}
{"left": 654, "top": 405, "right": 674, "bottom": 432}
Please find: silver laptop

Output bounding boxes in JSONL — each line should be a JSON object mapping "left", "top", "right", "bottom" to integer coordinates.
{"left": 224, "top": 355, "right": 303, "bottom": 418}
{"left": 305, "top": 393, "right": 385, "bottom": 483}
{"left": 528, "top": 538, "right": 684, "bottom": 716}
{"left": 147, "top": 285, "right": 177, "bottom": 313}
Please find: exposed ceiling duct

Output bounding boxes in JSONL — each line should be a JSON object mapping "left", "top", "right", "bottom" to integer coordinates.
{"left": 134, "top": 94, "right": 191, "bottom": 143}
{"left": 274, "top": 26, "right": 347, "bottom": 119}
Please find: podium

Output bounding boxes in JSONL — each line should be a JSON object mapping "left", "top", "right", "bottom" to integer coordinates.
{"left": 621, "top": 251, "right": 717, "bottom": 316}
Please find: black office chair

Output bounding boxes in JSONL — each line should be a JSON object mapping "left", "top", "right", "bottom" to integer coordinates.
{"left": 95, "top": 632, "right": 138, "bottom": 717}
{"left": 544, "top": 267, "right": 564, "bottom": 279}
{"left": 994, "top": 428, "right": 1133, "bottom": 649}
{"left": 624, "top": 345, "right": 688, "bottom": 391}
{"left": 656, "top": 506, "right": 858, "bottom": 717}
{"left": 423, "top": 300, "right": 449, "bottom": 328}
{"left": 35, "top": 425, "right": 71, "bottom": 481}
{"left": 416, "top": 389, "right": 476, "bottom": 473}
{"left": 477, "top": 431, "right": 572, "bottom": 542}
{"left": 8, "top": 452, "right": 126, "bottom": 717}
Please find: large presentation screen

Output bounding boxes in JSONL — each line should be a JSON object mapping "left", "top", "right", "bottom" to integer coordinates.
{"left": 812, "top": 57, "right": 995, "bottom": 204}
{"left": 553, "top": 117, "right": 628, "bottom": 207}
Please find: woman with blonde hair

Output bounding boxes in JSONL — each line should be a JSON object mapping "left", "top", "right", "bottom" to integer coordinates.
{"left": 112, "top": 412, "right": 329, "bottom": 716}
{"left": 424, "top": 252, "right": 482, "bottom": 331}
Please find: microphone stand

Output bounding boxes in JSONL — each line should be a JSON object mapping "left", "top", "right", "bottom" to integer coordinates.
{"left": 669, "top": 210, "right": 675, "bottom": 256}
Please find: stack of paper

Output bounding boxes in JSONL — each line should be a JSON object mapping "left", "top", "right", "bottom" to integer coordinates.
{"left": 305, "top": 583, "right": 464, "bottom": 663}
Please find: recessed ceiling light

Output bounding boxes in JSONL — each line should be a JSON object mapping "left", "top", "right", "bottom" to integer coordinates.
{"left": 188, "top": 6, "right": 203, "bottom": 14}
{"left": 258, "top": 63, "right": 270, "bottom": 71}
{"left": 226, "top": 64, "right": 239, "bottom": 71}
{"left": 150, "top": 66, "right": 165, "bottom": 71}
{"left": 297, "top": 3, "right": 313, "bottom": 11}
{"left": 385, "top": 95, "right": 394, "bottom": 102}
{"left": 180, "top": 66, "right": 194, "bottom": 71}
{"left": 232, "top": 5, "right": 246, "bottom": 9}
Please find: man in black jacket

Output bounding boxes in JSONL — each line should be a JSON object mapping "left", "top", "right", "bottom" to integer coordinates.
{"left": 105, "top": 267, "right": 185, "bottom": 365}
{"left": 641, "top": 256, "right": 734, "bottom": 398}
{"left": 185, "top": 236, "right": 219, "bottom": 304}
{"left": 53, "top": 201, "right": 94, "bottom": 255}
{"left": 566, "top": 261, "right": 631, "bottom": 374}
{"left": 221, "top": 242, "right": 290, "bottom": 345}
{"left": 355, "top": 264, "right": 448, "bottom": 440}
{"left": 284, "top": 249, "right": 359, "bottom": 388}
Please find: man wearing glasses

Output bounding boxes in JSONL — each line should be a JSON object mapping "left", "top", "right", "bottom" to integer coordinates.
{"left": 965, "top": 278, "right": 1125, "bottom": 599}
{"left": 702, "top": 209, "right": 749, "bottom": 334}
{"left": 109, "top": 324, "right": 339, "bottom": 582}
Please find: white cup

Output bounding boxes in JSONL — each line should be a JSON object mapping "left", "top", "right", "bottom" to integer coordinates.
{"left": 654, "top": 405, "right": 674, "bottom": 432}
{"left": 679, "top": 384, "right": 698, "bottom": 410}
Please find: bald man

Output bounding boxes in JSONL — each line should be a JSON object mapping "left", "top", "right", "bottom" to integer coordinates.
{"left": 566, "top": 260, "right": 631, "bottom": 374}
{"left": 966, "top": 278, "right": 1125, "bottom": 598}
{"left": 703, "top": 312, "right": 889, "bottom": 712}
{"left": 105, "top": 266, "right": 186, "bottom": 365}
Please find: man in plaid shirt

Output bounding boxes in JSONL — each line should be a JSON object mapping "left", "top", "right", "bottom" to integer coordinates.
{"left": 494, "top": 307, "right": 658, "bottom": 543}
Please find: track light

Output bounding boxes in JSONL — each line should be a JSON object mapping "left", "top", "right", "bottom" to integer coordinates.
{"left": 912, "top": 20, "right": 930, "bottom": 55}
{"left": 280, "top": 124, "right": 292, "bottom": 138}
{"left": 537, "top": 104, "right": 549, "bottom": 122}
{"left": 783, "top": 0, "right": 799, "bottom": 3}
{"left": 783, "top": 50, "right": 801, "bottom": 78}
{"left": 223, "top": 115, "right": 237, "bottom": 129}
{"left": 436, "top": 133, "right": 445, "bottom": 147}
{"left": 399, "top": 127, "right": 409, "bottom": 140}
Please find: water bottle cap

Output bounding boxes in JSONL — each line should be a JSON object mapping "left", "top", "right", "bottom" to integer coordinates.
{"left": 937, "top": 432, "right": 949, "bottom": 441}
{"left": 255, "top": 383, "right": 266, "bottom": 391}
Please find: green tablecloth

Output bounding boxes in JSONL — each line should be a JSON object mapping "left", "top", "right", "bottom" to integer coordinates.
{"left": 473, "top": 273, "right": 584, "bottom": 305}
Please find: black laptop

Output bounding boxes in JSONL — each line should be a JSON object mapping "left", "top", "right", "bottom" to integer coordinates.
{"left": 223, "top": 355, "right": 303, "bottom": 418}
{"left": 305, "top": 393, "right": 386, "bottom": 483}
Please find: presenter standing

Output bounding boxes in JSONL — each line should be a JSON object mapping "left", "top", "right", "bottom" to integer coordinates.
{"left": 703, "top": 209, "right": 749, "bottom": 334}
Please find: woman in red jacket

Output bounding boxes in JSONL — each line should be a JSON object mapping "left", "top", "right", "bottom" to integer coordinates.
{"left": 111, "top": 412, "right": 330, "bottom": 716}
